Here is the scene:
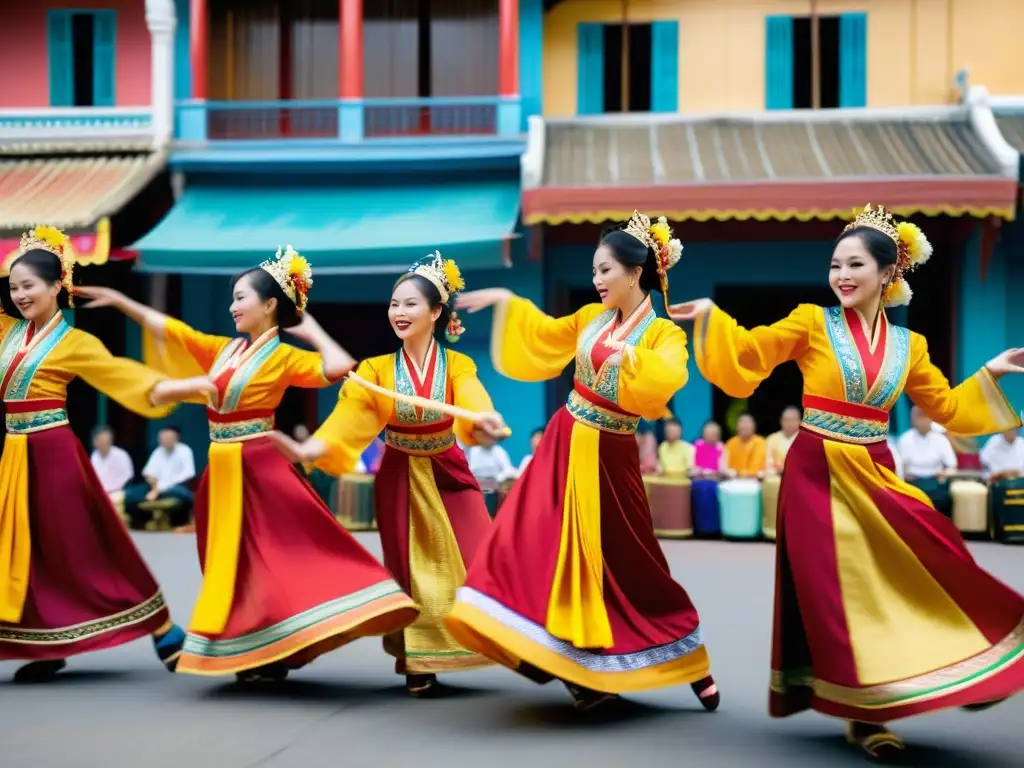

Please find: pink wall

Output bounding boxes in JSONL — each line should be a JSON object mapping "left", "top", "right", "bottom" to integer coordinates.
{"left": 0, "top": 1, "right": 151, "bottom": 108}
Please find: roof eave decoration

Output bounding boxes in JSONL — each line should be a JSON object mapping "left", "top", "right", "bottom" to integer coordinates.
{"left": 0, "top": 218, "right": 115, "bottom": 277}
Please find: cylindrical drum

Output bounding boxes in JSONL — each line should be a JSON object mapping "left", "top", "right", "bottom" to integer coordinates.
{"left": 478, "top": 479, "right": 500, "bottom": 519}
{"left": 644, "top": 474, "right": 693, "bottom": 538}
{"left": 719, "top": 478, "right": 762, "bottom": 540}
{"left": 990, "top": 476, "right": 1024, "bottom": 543}
{"left": 335, "top": 473, "right": 376, "bottom": 531}
{"left": 691, "top": 478, "right": 721, "bottom": 536}
{"left": 761, "top": 474, "right": 782, "bottom": 541}
{"left": 950, "top": 479, "right": 988, "bottom": 534}
{"left": 910, "top": 476, "right": 953, "bottom": 518}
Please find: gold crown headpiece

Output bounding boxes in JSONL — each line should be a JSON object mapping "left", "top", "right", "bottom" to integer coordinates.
{"left": 410, "top": 251, "right": 467, "bottom": 343}
{"left": 260, "top": 245, "right": 313, "bottom": 313}
{"left": 843, "top": 204, "right": 933, "bottom": 307}
{"left": 622, "top": 210, "right": 684, "bottom": 312}
{"left": 17, "top": 225, "right": 76, "bottom": 306}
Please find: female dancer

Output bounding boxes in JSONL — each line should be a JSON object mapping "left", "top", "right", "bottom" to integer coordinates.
{"left": 75, "top": 246, "right": 419, "bottom": 683}
{"left": 671, "top": 204, "right": 1024, "bottom": 759}
{"left": 0, "top": 226, "right": 214, "bottom": 682}
{"left": 273, "top": 252, "right": 508, "bottom": 698}
{"left": 443, "top": 213, "right": 720, "bottom": 712}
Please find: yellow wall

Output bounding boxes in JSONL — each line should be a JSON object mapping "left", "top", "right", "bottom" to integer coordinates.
{"left": 543, "top": 0, "right": 1024, "bottom": 116}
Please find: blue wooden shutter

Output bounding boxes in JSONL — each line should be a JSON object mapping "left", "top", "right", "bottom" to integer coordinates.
{"left": 47, "top": 11, "right": 73, "bottom": 107}
{"left": 840, "top": 13, "right": 867, "bottom": 108}
{"left": 92, "top": 11, "right": 118, "bottom": 107}
{"left": 764, "top": 15, "right": 793, "bottom": 110}
{"left": 577, "top": 23, "right": 604, "bottom": 115}
{"left": 650, "top": 20, "right": 679, "bottom": 113}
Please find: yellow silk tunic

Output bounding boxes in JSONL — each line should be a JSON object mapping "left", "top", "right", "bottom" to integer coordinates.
{"left": 491, "top": 295, "right": 688, "bottom": 649}
{"left": 0, "top": 311, "right": 173, "bottom": 622}
{"left": 144, "top": 318, "right": 334, "bottom": 634}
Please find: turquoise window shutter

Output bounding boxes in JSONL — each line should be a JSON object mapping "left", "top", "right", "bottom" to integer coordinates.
{"left": 651, "top": 20, "right": 679, "bottom": 113}
{"left": 577, "top": 22, "right": 604, "bottom": 115}
{"left": 764, "top": 15, "right": 793, "bottom": 110}
{"left": 840, "top": 12, "right": 868, "bottom": 107}
{"left": 47, "top": 11, "right": 73, "bottom": 107}
{"left": 92, "top": 11, "right": 118, "bottom": 107}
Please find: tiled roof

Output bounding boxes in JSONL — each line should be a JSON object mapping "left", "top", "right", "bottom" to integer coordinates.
{"left": 0, "top": 153, "right": 164, "bottom": 230}
{"left": 995, "top": 114, "right": 1024, "bottom": 154}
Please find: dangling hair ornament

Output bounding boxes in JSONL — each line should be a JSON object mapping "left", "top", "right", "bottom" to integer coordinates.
{"left": 18, "top": 225, "right": 76, "bottom": 307}
{"left": 843, "top": 204, "right": 932, "bottom": 307}
{"left": 410, "top": 250, "right": 467, "bottom": 344}
{"left": 260, "top": 245, "right": 313, "bottom": 313}
{"left": 623, "top": 210, "right": 684, "bottom": 313}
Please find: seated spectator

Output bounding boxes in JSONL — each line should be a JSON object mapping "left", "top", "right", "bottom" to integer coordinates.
{"left": 518, "top": 428, "right": 545, "bottom": 474}
{"left": 725, "top": 413, "right": 767, "bottom": 479}
{"left": 765, "top": 406, "right": 801, "bottom": 475}
{"left": 657, "top": 418, "right": 694, "bottom": 477}
{"left": 466, "top": 431, "right": 516, "bottom": 485}
{"left": 980, "top": 426, "right": 1024, "bottom": 480}
{"left": 124, "top": 426, "right": 196, "bottom": 529}
{"left": 90, "top": 425, "right": 134, "bottom": 496}
{"left": 897, "top": 406, "right": 956, "bottom": 515}
{"left": 693, "top": 420, "right": 727, "bottom": 477}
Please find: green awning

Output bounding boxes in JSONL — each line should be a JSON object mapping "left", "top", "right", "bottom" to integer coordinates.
{"left": 133, "top": 180, "right": 520, "bottom": 274}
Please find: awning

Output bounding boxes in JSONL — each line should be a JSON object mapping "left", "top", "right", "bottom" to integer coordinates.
{"left": 522, "top": 108, "right": 1020, "bottom": 224}
{"left": 133, "top": 180, "right": 521, "bottom": 274}
{"left": 0, "top": 153, "right": 165, "bottom": 230}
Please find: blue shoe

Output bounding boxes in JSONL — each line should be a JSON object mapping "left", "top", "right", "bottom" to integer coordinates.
{"left": 153, "top": 624, "right": 185, "bottom": 672}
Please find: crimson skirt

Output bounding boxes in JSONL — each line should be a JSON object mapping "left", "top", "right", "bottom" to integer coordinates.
{"left": 446, "top": 407, "right": 711, "bottom": 693}
{"left": 176, "top": 437, "right": 418, "bottom": 676}
{"left": 0, "top": 427, "right": 170, "bottom": 661}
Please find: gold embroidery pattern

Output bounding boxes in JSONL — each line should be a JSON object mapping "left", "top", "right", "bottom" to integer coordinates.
{"left": 5, "top": 407, "right": 68, "bottom": 434}
{"left": 385, "top": 428, "right": 456, "bottom": 456}
{"left": 208, "top": 416, "right": 274, "bottom": 443}
{"left": 801, "top": 407, "right": 888, "bottom": 444}
{"left": 0, "top": 592, "right": 166, "bottom": 645}
{"left": 567, "top": 389, "right": 639, "bottom": 434}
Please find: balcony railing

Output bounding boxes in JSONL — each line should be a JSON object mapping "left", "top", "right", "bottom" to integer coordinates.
{"left": 0, "top": 107, "right": 154, "bottom": 148}
{"left": 176, "top": 96, "right": 521, "bottom": 143}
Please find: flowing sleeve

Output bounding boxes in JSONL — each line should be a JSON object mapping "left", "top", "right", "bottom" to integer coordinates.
{"left": 68, "top": 330, "right": 175, "bottom": 418}
{"left": 312, "top": 359, "right": 390, "bottom": 477}
{"left": 143, "top": 316, "right": 231, "bottom": 379}
{"left": 449, "top": 351, "right": 496, "bottom": 446}
{"left": 0, "top": 312, "right": 17, "bottom": 341}
{"left": 491, "top": 296, "right": 590, "bottom": 382}
{"left": 694, "top": 303, "right": 816, "bottom": 398}
{"left": 617, "top": 320, "right": 689, "bottom": 420}
{"left": 283, "top": 345, "right": 338, "bottom": 388}
{"left": 903, "top": 333, "right": 1021, "bottom": 437}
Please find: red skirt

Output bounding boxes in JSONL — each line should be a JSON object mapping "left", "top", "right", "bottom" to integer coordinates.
{"left": 445, "top": 407, "right": 711, "bottom": 693}
{"left": 176, "top": 437, "right": 418, "bottom": 676}
{"left": 374, "top": 442, "right": 493, "bottom": 674}
{"left": 771, "top": 429, "right": 1024, "bottom": 722}
{"left": 0, "top": 427, "right": 169, "bottom": 661}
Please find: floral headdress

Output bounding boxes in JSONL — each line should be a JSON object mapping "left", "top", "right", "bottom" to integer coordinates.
{"left": 260, "top": 245, "right": 313, "bottom": 313}
{"left": 622, "top": 210, "right": 684, "bottom": 313}
{"left": 409, "top": 250, "right": 466, "bottom": 343}
{"left": 17, "top": 225, "right": 76, "bottom": 307}
{"left": 843, "top": 204, "right": 932, "bottom": 307}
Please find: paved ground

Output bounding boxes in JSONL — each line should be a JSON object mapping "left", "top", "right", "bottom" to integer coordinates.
{"left": 2, "top": 534, "right": 1023, "bottom": 767}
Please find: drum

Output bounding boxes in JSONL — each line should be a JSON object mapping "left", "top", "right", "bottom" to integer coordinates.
{"left": 643, "top": 474, "right": 693, "bottom": 538}
{"left": 335, "top": 474, "right": 377, "bottom": 531}
{"left": 690, "top": 478, "right": 721, "bottom": 536}
{"left": 909, "top": 476, "right": 952, "bottom": 518}
{"left": 719, "top": 479, "right": 762, "bottom": 540}
{"left": 990, "top": 476, "right": 1024, "bottom": 543}
{"left": 950, "top": 480, "right": 988, "bottom": 535}
{"left": 761, "top": 474, "right": 782, "bottom": 541}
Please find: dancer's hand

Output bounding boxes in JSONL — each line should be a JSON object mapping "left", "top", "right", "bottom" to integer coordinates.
{"left": 151, "top": 376, "right": 217, "bottom": 405}
{"left": 73, "top": 285, "right": 128, "bottom": 309}
{"left": 985, "top": 348, "right": 1024, "bottom": 379}
{"left": 455, "top": 288, "right": 512, "bottom": 314}
{"left": 269, "top": 431, "right": 326, "bottom": 464}
{"left": 473, "top": 412, "right": 511, "bottom": 442}
{"left": 666, "top": 298, "right": 713, "bottom": 322}
{"left": 286, "top": 313, "right": 357, "bottom": 379}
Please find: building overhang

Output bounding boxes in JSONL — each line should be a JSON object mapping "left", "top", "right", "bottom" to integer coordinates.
{"left": 521, "top": 102, "right": 1021, "bottom": 226}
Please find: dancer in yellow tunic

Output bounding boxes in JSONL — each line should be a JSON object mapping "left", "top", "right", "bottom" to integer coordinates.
{"left": 0, "top": 226, "right": 214, "bottom": 682}
{"left": 671, "top": 204, "right": 1024, "bottom": 759}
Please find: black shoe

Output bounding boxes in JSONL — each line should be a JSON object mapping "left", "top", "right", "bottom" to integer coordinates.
{"left": 961, "top": 698, "right": 1007, "bottom": 712}
{"left": 845, "top": 721, "right": 905, "bottom": 762}
{"left": 691, "top": 675, "right": 720, "bottom": 711}
{"left": 153, "top": 624, "right": 186, "bottom": 672}
{"left": 13, "top": 659, "right": 67, "bottom": 683}
{"left": 236, "top": 662, "right": 289, "bottom": 685}
{"left": 564, "top": 682, "right": 618, "bottom": 712}
{"left": 406, "top": 673, "right": 445, "bottom": 698}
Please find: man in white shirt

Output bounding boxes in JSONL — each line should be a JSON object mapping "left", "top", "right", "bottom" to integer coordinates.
{"left": 465, "top": 436, "right": 517, "bottom": 485}
{"left": 898, "top": 406, "right": 957, "bottom": 516}
{"left": 124, "top": 426, "right": 196, "bottom": 528}
{"left": 980, "top": 426, "right": 1024, "bottom": 480}
{"left": 90, "top": 425, "right": 134, "bottom": 495}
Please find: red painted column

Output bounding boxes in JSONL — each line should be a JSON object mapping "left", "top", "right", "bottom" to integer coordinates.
{"left": 339, "top": 0, "right": 364, "bottom": 99}
{"left": 498, "top": 0, "right": 519, "bottom": 96}
{"left": 190, "top": 0, "right": 208, "bottom": 99}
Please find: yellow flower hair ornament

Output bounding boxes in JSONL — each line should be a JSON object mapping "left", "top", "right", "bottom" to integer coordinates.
{"left": 260, "top": 245, "right": 313, "bottom": 313}
{"left": 845, "top": 204, "right": 932, "bottom": 307}
{"left": 410, "top": 251, "right": 468, "bottom": 344}
{"left": 17, "top": 225, "right": 76, "bottom": 306}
